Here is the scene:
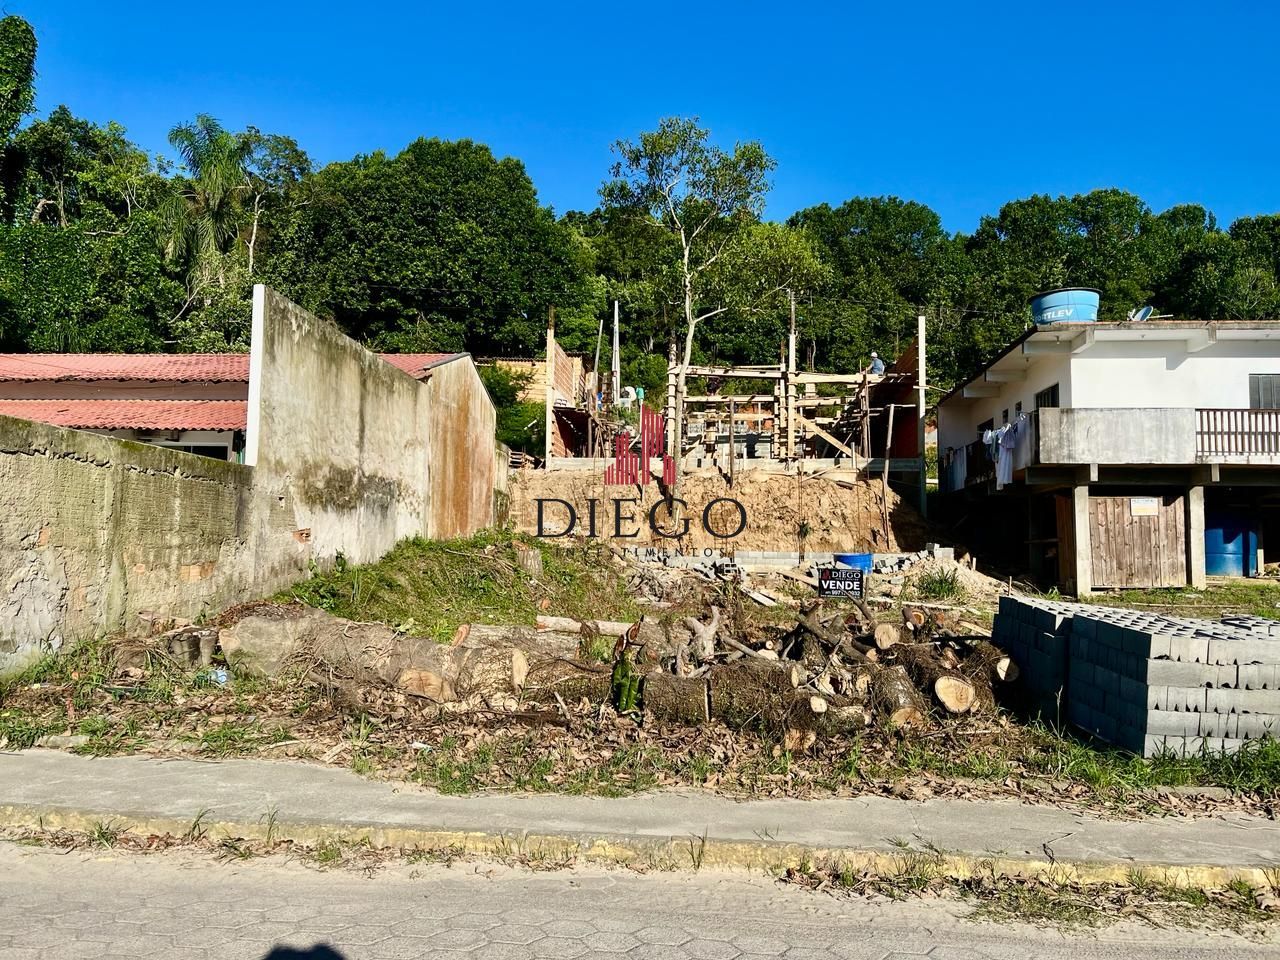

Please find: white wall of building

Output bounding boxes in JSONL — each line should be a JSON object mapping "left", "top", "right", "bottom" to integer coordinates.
{"left": 1070, "top": 340, "right": 1280, "bottom": 409}
{"left": 938, "top": 354, "right": 1070, "bottom": 452}
{"left": 939, "top": 334, "right": 1280, "bottom": 452}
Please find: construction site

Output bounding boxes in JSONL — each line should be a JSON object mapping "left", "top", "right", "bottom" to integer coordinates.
{"left": 503, "top": 308, "right": 931, "bottom": 558}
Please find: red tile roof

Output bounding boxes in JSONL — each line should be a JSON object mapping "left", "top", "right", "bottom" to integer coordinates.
{"left": 378, "top": 353, "right": 463, "bottom": 379}
{"left": 0, "top": 354, "right": 251, "bottom": 383}
{"left": 0, "top": 352, "right": 463, "bottom": 383}
{"left": 0, "top": 399, "right": 247, "bottom": 430}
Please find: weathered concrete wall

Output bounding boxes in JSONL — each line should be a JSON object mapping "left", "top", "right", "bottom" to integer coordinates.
{"left": 246, "top": 286, "right": 433, "bottom": 566}
{"left": 246, "top": 285, "right": 498, "bottom": 558}
{"left": 1038, "top": 407, "right": 1197, "bottom": 465}
{"left": 0, "top": 287, "right": 499, "bottom": 674}
{"left": 423, "top": 352, "right": 497, "bottom": 539}
{"left": 0, "top": 416, "right": 300, "bottom": 675}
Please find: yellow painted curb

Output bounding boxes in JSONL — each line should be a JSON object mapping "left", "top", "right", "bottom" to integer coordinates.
{"left": 0, "top": 804, "right": 1271, "bottom": 889}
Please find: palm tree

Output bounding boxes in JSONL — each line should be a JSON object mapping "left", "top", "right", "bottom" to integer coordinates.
{"left": 160, "top": 115, "right": 250, "bottom": 290}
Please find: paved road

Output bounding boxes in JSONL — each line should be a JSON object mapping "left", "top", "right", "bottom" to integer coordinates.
{"left": 0, "top": 842, "right": 1270, "bottom": 960}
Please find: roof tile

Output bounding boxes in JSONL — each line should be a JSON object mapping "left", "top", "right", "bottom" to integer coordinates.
{"left": 0, "top": 352, "right": 463, "bottom": 383}
{"left": 0, "top": 399, "right": 247, "bottom": 431}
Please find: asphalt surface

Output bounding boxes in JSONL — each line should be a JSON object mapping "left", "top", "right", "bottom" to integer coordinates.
{"left": 0, "top": 841, "right": 1271, "bottom": 960}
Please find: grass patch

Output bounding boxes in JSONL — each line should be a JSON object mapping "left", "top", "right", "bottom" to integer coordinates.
{"left": 0, "top": 708, "right": 63, "bottom": 749}
{"left": 194, "top": 721, "right": 292, "bottom": 758}
{"left": 280, "top": 529, "right": 642, "bottom": 643}
{"left": 1089, "top": 580, "right": 1280, "bottom": 620}
{"left": 411, "top": 735, "right": 668, "bottom": 798}
{"left": 789, "top": 849, "right": 1277, "bottom": 933}
{"left": 914, "top": 566, "right": 964, "bottom": 601}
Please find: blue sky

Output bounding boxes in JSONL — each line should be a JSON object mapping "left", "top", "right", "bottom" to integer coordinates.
{"left": 21, "top": 1, "right": 1280, "bottom": 232}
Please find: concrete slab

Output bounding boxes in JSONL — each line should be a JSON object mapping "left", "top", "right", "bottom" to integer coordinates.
{"left": 0, "top": 750, "right": 1277, "bottom": 876}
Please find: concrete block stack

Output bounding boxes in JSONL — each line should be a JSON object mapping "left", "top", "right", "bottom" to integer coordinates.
{"left": 992, "top": 595, "right": 1078, "bottom": 717}
{"left": 993, "top": 596, "right": 1280, "bottom": 756}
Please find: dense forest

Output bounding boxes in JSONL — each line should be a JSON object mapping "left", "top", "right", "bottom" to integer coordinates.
{"left": 1, "top": 16, "right": 1278, "bottom": 398}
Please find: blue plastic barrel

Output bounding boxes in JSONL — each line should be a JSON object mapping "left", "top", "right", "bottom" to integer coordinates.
{"left": 1029, "top": 288, "right": 1101, "bottom": 325}
{"left": 1204, "top": 511, "right": 1260, "bottom": 577}
{"left": 835, "top": 553, "right": 873, "bottom": 573}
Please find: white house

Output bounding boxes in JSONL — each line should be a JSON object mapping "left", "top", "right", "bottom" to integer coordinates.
{"left": 937, "top": 320, "right": 1280, "bottom": 593}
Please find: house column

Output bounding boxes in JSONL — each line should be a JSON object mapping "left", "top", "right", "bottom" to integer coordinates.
{"left": 1072, "top": 482, "right": 1092, "bottom": 596}
{"left": 1186, "top": 485, "right": 1207, "bottom": 589}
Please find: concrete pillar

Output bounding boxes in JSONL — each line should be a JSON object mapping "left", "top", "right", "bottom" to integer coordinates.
{"left": 1186, "top": 485, "right": 1207, "bottom": 589}
{"left": 1072, "top": 483, "right": 1092, "bottom": 596}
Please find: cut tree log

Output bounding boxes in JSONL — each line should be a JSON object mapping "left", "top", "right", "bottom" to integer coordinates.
{"left": 964, "top": 640, "right": 1020, "bottom": 683}
{"left": 707, "top": 660, "right": 847, "bottom": 735}
{"left": 817, "top": 702, "right": 872, "bottom": 736}
{"left": 846, "top": 638, "right": 879, "bottom": 661}
{"left": 536, "top": 616, "right": 635, "bottom": 636}
{"left": 893, "top": 643, "right": 977, "bottom": 715}
{"left": 521, "top": 657, "right": 613, "bottom": 704}
{"left": 873, "top": 622, "right": 901, "bottom": 650}
{"left": 642, "top": 671, "right": 710, "bottom": 725}
{"left": 869, "top": 664, "right": 929, "bottom": 728}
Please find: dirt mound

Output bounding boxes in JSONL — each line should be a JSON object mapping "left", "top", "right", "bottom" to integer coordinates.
{"left": 904, "top": 557, "right": 1007, "bottom": 606}
{"left": 509, "top": 469, "right": 928, "bottom": 553}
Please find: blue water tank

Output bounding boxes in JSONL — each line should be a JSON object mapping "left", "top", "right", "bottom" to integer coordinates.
{"left": 1029, "top": 288, "right": 1101, "bottom": 325}
{"left": 835, "top": 553, "right": 873, "bottom": 573}
{"left": 1204, "top": 511, "right": 1260, "bottom": 577}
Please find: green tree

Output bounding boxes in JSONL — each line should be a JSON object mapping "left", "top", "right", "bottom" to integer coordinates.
{"left": 241, "top": 127, "right": 310, "bottom": 276}
{"left": 160, "top": 115, "right": 251, "bottom": 290}
{"left": 790, "top": 196, "right": 957, "bottom": 374}
{"left": 0, "top": 16, "right": 35, "bottom": 145}
{"left": 265, "top": 137, "right": 588, "bottom": 355}
{"left": 478, "top": 364, "right": 545, "bottom": 453}
{"left": 601, "top": 117, "right": 818, "bottom": 459}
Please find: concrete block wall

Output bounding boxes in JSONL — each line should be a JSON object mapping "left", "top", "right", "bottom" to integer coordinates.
{"left": 992, "top": 596, "right": 1075, "bottom": 718}
{"left": 993, "top": 597, "right": 1280, "bottom": 756}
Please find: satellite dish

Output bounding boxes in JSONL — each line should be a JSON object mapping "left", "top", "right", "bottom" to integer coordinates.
{"left": 1127, "top": 305, "right": 1154, "bottom": 323}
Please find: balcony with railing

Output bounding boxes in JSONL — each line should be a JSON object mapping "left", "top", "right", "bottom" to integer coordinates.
{"left": 942, "top": 407, "right": 1280, "bottom": 491}
{"left": 1196, "top": 408, "right": 1280, "bottom": 461}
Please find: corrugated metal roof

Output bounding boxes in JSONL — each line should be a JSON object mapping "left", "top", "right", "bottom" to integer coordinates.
{"left": 0, "top": 399, "right": 247, "bottom": 430}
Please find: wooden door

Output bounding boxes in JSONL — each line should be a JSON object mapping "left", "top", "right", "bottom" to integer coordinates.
{"left": 1055, "top": 493, "right": 1075, "bottom": 590}
{"left": 1089, "top": 493, "right": 1186, "bottom": 588}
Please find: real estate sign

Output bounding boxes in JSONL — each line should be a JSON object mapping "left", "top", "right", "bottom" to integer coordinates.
{"left": 817, "top": 567, "right": 865, "bottom": 599}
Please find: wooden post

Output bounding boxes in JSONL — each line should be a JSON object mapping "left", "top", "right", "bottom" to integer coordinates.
{"left": 611, "top": 300, "right": 621, "bottom": 408}
{"left": 665, "top": 339, "right": 678, "bottom": 456}
{"left": 1186, "top": 484, "right": 1207, "bottom": 589}
{"left": 882, "top": 402, "right": 896, "bottom": 544}
{"left": 1072, "top": 482, "right": 1093, "bottom": 596}
{"left": 728, "top": 398, "right": 736, "bottom": 486}
{"left": 544, "top": 306, "right": 556, "bottom": 464}
{"left": 592, "top": 305, "right": 605, "bottom": 405}
{"left": 787, "top": 291, "right": 797, "bottom": 461}
{"left": 771, "top": 340, "right": 783, "bottom": 460}
{"left": 917, "top": 313, "right": 928, "bottom": 517}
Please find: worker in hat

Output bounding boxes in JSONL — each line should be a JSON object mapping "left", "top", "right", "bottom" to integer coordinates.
{"left": 869, "top": 351, "right": 886, "bottom": 375}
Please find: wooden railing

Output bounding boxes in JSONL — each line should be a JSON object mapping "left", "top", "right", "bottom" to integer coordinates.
{"left": 1196, "top": 408, "right": 1280, "bottom": 458}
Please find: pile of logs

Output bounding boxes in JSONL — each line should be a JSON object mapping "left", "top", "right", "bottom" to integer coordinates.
{"left": 217, "top": 602, "right": 1018, "bottom": 745}
{"left": 521, "top": 604, "right": 1019, "bottom": 741}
